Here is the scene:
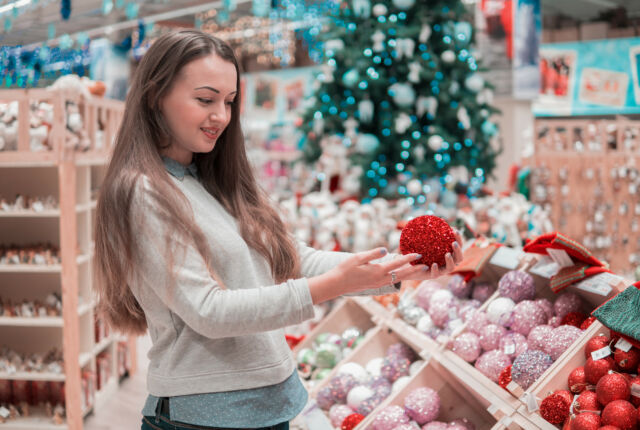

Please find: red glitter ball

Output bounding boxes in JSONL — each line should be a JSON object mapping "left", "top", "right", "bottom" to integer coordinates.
{"left": 584, "top": 335, "right": 611, "bottom": 359}
{"left": 555, "top": 389, "right": 574, "bottom": 406}
{"left": 597, "top": 373, "right": 631, "bottom": 405}
{"left": 601, "top": 400, "right": 638, "bottom": 429}
{"left": 629, "top": 376, "right": 640, "bottom": 407}
{"left": 600, "top": 427, "right": 624, "bottom": 430}
{"left": 584, "top": 356, "right": 616, "bottom": 385}
{"left": 570, "top": 412, "right": 601, "bottom": 430}
{"left": 561, "top": 311, "right": 586, "bottom": 328}
{"left": 580, "top": 316, "right": 596, "bottom": 330}
{"left": 399, "top": 215, "right": 456, "bottom": 267}
{"left": 615, "top": 348, "right": 640, "bottom": 372}
{"left": 540, "top": 393, "right": 571, "bottom": 425}
{"left": 341, "top": 413, "right": 365, "bottom": 430}
{"left": 498, "top": 365, "right": 512, "bottom": 390}
{"left": 569, "top": 366, "right": 589, "bottom": 394}
{"left": 575, "top": 390, "right": 601, "bottom": 414}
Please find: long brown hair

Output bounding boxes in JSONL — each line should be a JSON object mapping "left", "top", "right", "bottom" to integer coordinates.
{"left": 94, "top": 30, "right": 301, "bottom": 335}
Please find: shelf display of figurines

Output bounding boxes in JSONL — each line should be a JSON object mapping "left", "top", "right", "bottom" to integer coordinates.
{"left": 0, "top": 293, "right": 62, "bottom": 318}
{"left": 0, "top": 378, "right": 66, "bottom": 424}
{"left": 0, "top": 244, "right": 61, "bottom": 265}
{"left": 0, "top": 195, "right": 58, "bottom": 213}
{"left": 0, "top": 347, "right": 64, "bottom": 375}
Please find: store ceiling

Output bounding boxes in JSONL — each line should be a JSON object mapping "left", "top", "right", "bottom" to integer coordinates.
{"left": 0, "top": 0, "right": 639, "bottom": 47}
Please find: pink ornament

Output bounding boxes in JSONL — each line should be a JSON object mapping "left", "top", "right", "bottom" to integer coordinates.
{"left": 329, "top": 404, "right": 354, "bottom": 427}
{"left": 356, "top": 393, "right": 386, "bottom": 416}
{"left": 472, "top": 282, "right": 495, "bottom": 303}
{"left": 527, "top": 325, "right": 553, "bottom": 351}
{"left": 448, "top": 275, "right": 472, "bottom": 298}
{"left": 510, "top": 301, "right": 547, "bottom": 336}
{"left": 387, "top": 343, "right": 417, "bottom": 362}
{"left": 428, "top": 294, "right": 455, "bottom": 327}
{"left": 511, "top": 350, "right": 553, "bottom": 389}
{"left": 458, "top": 300, "right": 481, "bottom": 322}
{"left": 499, "top": 332, "right": 529, "bottom": 359}
{"left": 534, "top": 298, "right": 554, "bottom": 320}
{"left": 372, "top": 405, "right": 410, "bottom": 430}
{"left": 329, "top": 374, "right": 358, "bottom": 403}
{"left": 394, "top": 425, "right": 418, "bottom": 430}
{"left": 415, "top": 280, "right": 442, "bottom": 310}
{"left": 553, "top": 292, "right": 583, "bottom": 319}
{"left": 475, "top": 350, "right": 511, "bottom": 382}
{"left": 317, "top": 386, "right": 336, "bottom": 410}
{"left": 381, "top": 355, "right": 411, "bottom": 382}
{"left": 548, "top": 316, "right": 562, "bottom": 327}
{"left": 463, "top": 309, "right": 489, "bottom": 335}
{"left": 486, "top": 297, "right": 515, "bottom": 327}
{"left": 369, "top": 376, "right": 392, "bottom": 397}
{"left": 452, "top": 332, "right": 481, "bottom": 362}
{"left": 479, "top": 324, "right": 507, "bottom": 351}
{"left": 404, "top": 387, "right": 441, "bottom": 424}
{"left": 545, "top": 325, "right": 583, "bottom": 360}
{"left": 422, "top": 422, "right": 448, "bottom": 430}
{"left": 448, "top": 418, "right": 476, "bottom": 430}
{"left": 498, "top": 270, "right": 535, "bottom": 302}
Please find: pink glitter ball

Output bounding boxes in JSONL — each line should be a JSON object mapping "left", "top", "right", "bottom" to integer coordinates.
{"left": 553, "top": 292, "right": 583, "bottom": 319}
{"left": 511, "top": 350, "right": 553, "bottom": 389}
{"left": 458, "top": 300, "right": 481, "bottom": 322}
{"left": 447, "top": 275, "right": 472, "bottom": 298}
{"left": 475, "top": 350, "right": 512, "bottom": 382}
{"left": 329, "top": 404, "right": 354, "bottom": 427}
{"left": 372, "top": 405, "right": 410, "bottom": 430}
{"left": 317, "top": 386, "right": 336, "bottom": 410}
{"left": 527, "top": 325, "right": 554, "bottom": 351}
{"left": 499, "top": 332, "right": 529, "bottom": 359}
{"left": 472, "top": 282, "right": 495, "bottom": 303}
{"left": 329, "top": 374, "right": 358, "bottom": 403}
{"left": 534, "top": 298, "right": 554, "bottom": 320}
{"left": 486, "top": 297, "right": 516, "bottom": 327}
{"left": 387, "top": 343, "right": 418, "bottom": 362}
{"left": 448, "top": 418, "right": 476, "bottom": 430}
{"left": 452, "top": 332, "right": 482, "bottom": 362}
{"left": 381, "top": 355, "right": 411, "bottom": 382}
{"left": 479, "top": 324, "right": 507, "bottom": 351}
{"left": 415, "top": 280, "right": 443, "bottom": 310}
{"left": 356, "top": 393, "right": 386, "bottom": 416}
{"left": 545, "top": 325, "right": 583, "bottom": 360}
{"left": 463, "top": 309, "right": 489, "bottom": 335}
{"left": 428, "top": 299, "right": 454, "bottom": 328}
{"left": 404, "top": 387, "right": 441, "bottom": 424}
{"left": 498, "top": 270, "right": 535, "bottom": 302}
{"left": 369, "top": 376, "right": 392, "bottom": 397}
{"left": 510, "top": 301, "right": 547, "bottom": 336}
{"left": 548, "top": 316, "right": 562, "bottom": 327}
{"left": 422, "top": 422, "right": 449, "bottom": 430}
{"left": 394, "top": 425, "right": 419, "bottom": 430}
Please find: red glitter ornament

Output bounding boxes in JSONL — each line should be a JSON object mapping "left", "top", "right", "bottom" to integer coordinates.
{"left": 569, "top": 366, "right": 589, "bottom": 394}
{"left": 555, "top": 389, "right": 574, "bottom": 406}
{"left": 597, "top": 373, "right": 631, "bottom": 405}
{"left": 399, "top": 215, "right": 456, "bottom": 267}
{"left": 574, "top": 390, "right": 601, "bottom": 414}
{"left": 580, "top": 316, "right": 596, "bottom": 330}
{"left": 584, "top": 335, "right": 611, "bottom": 359}
{"left": 629, "top": 376, "right": 640, "bottom": 407}
{"left": 341, "top": 413, "right": 365, "bottom": 430}
{"left": 561, "top": 311, "right": 586, "bottom": 328}
{"left": 600, "top": 427, "right": 624, "bottom": 430}
{"left": 615, "top": 348, "right": 640, "bottom": 373}
{"left": 540, "top": 393, "right": 571, "bottom": 425}
{"left": 584, "top": 356, "right": 615, "bottom": 385}
{"left": 571, "top": 412, "right": 601, "bottom": 430}
{"left": 498, "top": 365, "right": 512, "bottom": 390}
{"left": 601, "top": 400, "right": 638, "bottom": 429}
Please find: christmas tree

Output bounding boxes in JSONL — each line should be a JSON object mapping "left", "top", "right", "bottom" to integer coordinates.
{"left": 300, "top": 0, "right": 500, "bottom": 200}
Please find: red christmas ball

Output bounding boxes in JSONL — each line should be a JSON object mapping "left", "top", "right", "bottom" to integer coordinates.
{"left": 616, "top": 348, "right": 640, "bottom": 373}
{"left": 584, "top": 335, "right": 611, "bottom": 359}
{"left": 629, "top": 376, "right": 640, "bottom": 407}
{"left": 580, "top": 316, "right": 596, "bottom": 330}
{"left": 555, "top": 389, "right": 574, "bottom": 406}
{"left": 540, "top": 393, "right": 571, "bottom": 425}
{"left": 569, "top": 366, "right": 589, "bottom": 394}
{"left": 584, "top": 356, "right": 615, "bottom": 385}
{"left": 341, "top": 413, "right": 365, "bottom": 430}
{"left": 575, "top": 390, "right": 601, "bottom": 414}
{"left": 562, "top": 311, "right": 586, "bottom": 328}
{"left": 399, "top": 215, "right": 456, "bottom": 267}
{"left": 597, "top": 373, "right": 631, "bottom": 405}
{"left": 570, "top": 412, "right": 601, "bottom": 430}
{"left": 498, "top": 365, "right": 512, "bottom": 390}
{"left": 600, "top": 426, "right": 624, "bottom": 430}
{"left": 601, "top": 400, "right": 638, "bottom": 429}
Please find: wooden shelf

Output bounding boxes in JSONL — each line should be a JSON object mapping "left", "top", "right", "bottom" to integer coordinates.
{"left": 0, "top": 416, "right": 67, "bottom": 430}
{"left": 0, "top": 210, "right": 61, "bottom": 218}
{"left": 0, "top": 316, "right": 63, "bottom": 327}
{"left": 0, "top": 371, "right": 65, "bottom": 382}
{"left": 0, "top": 264, "right": 61, "bottom": 273}
{"left": 77, "top": 301, "right": 94, "bottom": 317}
{"left": 79, "top": 352, "right": 92, "bottom": 369}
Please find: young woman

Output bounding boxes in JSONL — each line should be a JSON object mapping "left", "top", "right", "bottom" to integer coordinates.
{"left": 94, "top": 30, "right": 463, "bottom": 430}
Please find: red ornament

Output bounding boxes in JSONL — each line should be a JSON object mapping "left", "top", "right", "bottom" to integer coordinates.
{"left": 597, "top": 373, "right": 631, "bottom": 405}
{"left": 562, "top": 311, "right": 586, "bottom": 328}
{"left": 584, "top": 335, "right": 611, "bottom": 359}
{"left": 341, "top": 413, "right": 365, "bottom": 430}
{"left": 399, "top": 215, "right": 456, "bottom": 267}
{"left": 584, "top": 356, "right": 615, "bottom": 385}
{"left": 601, "top": 400, "right": 638, "bottom": 429}
{"left": 600, "top": 427, "right": 624, "bottom": 430}
{"left": 629, "top": 376, "right": 640, "bottom": 407}
{"left": 570, "top": 412, "right": 601, "bottom": 430}
{"left": 580, "top": 316, "right": 596, "bottom": 330}
{"left": 498, "top": 365, "right": 512, "bottom": 390}
{"left": 555, "top": 389, "right": 574, "bottom": 406}
{"left": 569, "top": 366, "right": 589, "bottom": 394}
{"left": 540, "top": 393, "right": 571, "bottom": 425}
{"left": 615, "top": 348, "right": 640, "bottom": 372}
{"left": 574, "top": 390, "right": 601, "bottom": 414}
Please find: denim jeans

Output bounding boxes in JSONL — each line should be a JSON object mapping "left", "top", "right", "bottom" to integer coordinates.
{"left": 141, "top": 412, "right": 290, "bottom": 430}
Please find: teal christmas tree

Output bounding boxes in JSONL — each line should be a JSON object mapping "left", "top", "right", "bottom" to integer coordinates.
{"left": 300, "top": 0, "right": 500, "bottom": 200}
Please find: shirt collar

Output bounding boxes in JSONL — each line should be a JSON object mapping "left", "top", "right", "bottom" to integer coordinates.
{"left": 162, "top": 156, "right": 198, "bottom": 180}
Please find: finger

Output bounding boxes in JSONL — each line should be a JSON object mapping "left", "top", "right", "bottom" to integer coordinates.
{"left": 445, "top": 252, "right": 455, "bottom": 272}
{"left": 393, "top": 264, "right": 428, "bottom": 280}
{"left": 354, "top": 247, "right": 389, "bottom": 265}
{"left": 452, "top": 241, "right": 463, "bottom": 263}
{"left": 454, "top": 230, "right": 463, "bottom": 246}
{"left": 431, "top": 262, "right": 440, "bottom": 277}
{"left": 379, "top": 253, "right": 422, "bottom": 272}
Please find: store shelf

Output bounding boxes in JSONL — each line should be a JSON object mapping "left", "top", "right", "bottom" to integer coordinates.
{"left": 0, "top": 152, "right": 58, "bottom": 168}
{"left": 0, "top": 371, "right": 65, "bottom": 382}
{"left": 0, "top": 210, "right": 61, "bottom": 218}
{"left": 76, "top": 253, "right": 90, "bottom": 265}
{"left": 92, "top": 336, "right": 113, "bottom": 357}
{"left": 0, "top": 264, "right": 61, "bottom": 273}
{"left": 79, "top": 352, "right": 92, "bottom": 369}
{"left": 0, "top": 416, "right": 67, "bottom": 430}
{"left": 77, "top": 300, "right": 94, "bottom": 317}
{"left": 0, "top": 316, "right": 63, "bottom": 327}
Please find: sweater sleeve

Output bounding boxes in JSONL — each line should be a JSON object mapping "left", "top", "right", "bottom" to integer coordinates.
{"left": 129, "top": 179, "right": 315, "bottom": 340}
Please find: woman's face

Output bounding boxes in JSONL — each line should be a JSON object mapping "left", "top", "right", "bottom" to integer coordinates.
{"left": 160, "top": 53, "right": 237, "bottom": 165}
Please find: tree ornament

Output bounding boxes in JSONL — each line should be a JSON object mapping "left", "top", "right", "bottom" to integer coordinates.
{"left": 371, "top": 405, "right": 410, "bottom": 430}
{"left": 389, "top": 83, "right": 416, "bottom": 107}
{"left": 395, "top": 113, "right": 412, "bottom": 134}
{"left": 584, "top": 335, "right": 610, "bottom": 359}
{"left": 329, "top": 404, "right": 354, "bottom": 428}
{"left": 540, "top": 393, "right": 570, "bottom": 424}
{"left": 427, "top": 134, "right": 444, "bottom": 151}
{"left": 547, "top": 325, "right": 583, "bottom": 360}
{"left": 441, "top": 50, "right": 456, "bottom": 63}
{"left": 352, "top": 0, "right": 372, "bottom": 18}
{"left": 581, "top": 316, "right": 596, "bottom": 330}
{"left": 347, "top": 385, "right": 375, "bottom": 409}
{"left": 342, "top": 69, "right": 360, "bottom": 88}
{"left": 498, "top": 365, "right": 512, "bottom": 389}
{"left": 413, "top": 145, "right": 425, "bottom": 161}
{"left": 477, "top": 88, "right": 494, "bottom": 104}
{"left": 416, "top": 96, "right": 438, "bottom": 118}
{"left": 404, "top": 387, "right": 440, "bottom": 424}
{"left": 475, "top": 350, "right": 511, "bottom": 382}
{"left": 498, "top": 270, "right": 535, "bottom": 302}
{"left": 408, "top": 62, "right": 422, "bottom": 83}
{"left": 584, "top": 356, "right": 615, "bottom": 385}
{"left": 371, "top": 30, "right": 386, "bottom": 52}
{"left": 614, "top": 347, "right": 640, "bottom": 372}
{"left": 325, "top": 39, "right": 345, "bottom": 55}
{"left": 419, "top": 23, "right": 432, "bottom": 43}
{"left": 392, "top": 0, "right": 415, "bottom": 10}
{"left": 457, "top": 107, "right": 471, "bottom": 130}
{"left": 601, "top": 400, "right": 638, "bottom": 429}
{"left": 358, "top": 99, "right": 374, "bottom": 123}
{"left": 596, "top": 373, "right": 631, "bottom": 406}
{"left": 449, "top": 81, "right": 460, "bottom": 95}
{"left": 399, "top": 215, "right": 456, "bottom": 267}
{"left": 511, "top": 350, "right": 553, "bottom": 389}
{"left": 561, "top": 311, "right": 586, "bottom": 328}
{"left": 465, "top": 74, "right": 484, "bottom": 92}
{"left": 454, "top": 21, "right": 473, "bottom": 41}
{"left": 321, "top": 63, "right": 335, "bottom": 83}
{"left": 568, "top": 366, "right": 588, "bottom": 394}
{"left": 355, "top": 134, "right": 380, "bottom": 153}
{"left": 313, "top": 117, "right": 325, "bottom": 135}
{"left": 571, "top": 413, "right": 601, "bottom": 430}
{"left": 395, "top": 38, "right": 415, "bottom": 59}
{"left": 574, "top": 390, "right": 601, "bottom": 413}
{"left": 406, "top": 179, "right": 422, "bottom": 196}
{"left": 344, "top": 117, "right": 359, "bottom": 140}
{"left": 372, "top": 3, "right": 387, "bottom": 16}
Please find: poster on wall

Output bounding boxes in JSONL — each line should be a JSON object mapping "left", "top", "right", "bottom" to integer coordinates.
{"left": 284, "top": 79, "right": 305, "bottom": 112}
{"left": 578, "top": 68, "right": 629, "bottom": 108}
{"left": 537, "top": 48, "right": 577, "bottom": 115}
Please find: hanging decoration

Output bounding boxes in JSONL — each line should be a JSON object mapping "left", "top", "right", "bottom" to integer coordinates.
{"left": 60, "top": 0, "right": 71, "bottom": 20}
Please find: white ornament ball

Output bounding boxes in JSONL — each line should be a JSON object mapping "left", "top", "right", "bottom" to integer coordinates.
{"left": 347, "top": 385, "right": 375, "bottom": 409}
{"left": 428, "top": 135, "right": 444, "bottom": 151}
{"left": 372, "top": 3, "right": 388, "bottom": 17}
{"left": 407, "top": 179, "right": 423, "bottom": 196}
{"left": 410, "top": 360, "right": 425, "bottom": 376}
{"left": 465, "top": 74, "right": 484, "bottom": 92}
{"left": 392, "top": 376, "right": 411, "bottom": 393}
{"left": 366, "top": 357, "right": 384, "bottom": 377}
{"left": 431, "top": 289, "right": 453, "bottom": 302}
{"left": 392, "top": 0, "right": 416, "bottom": 10}
{"left": 416, "top": 314, "right": 434, "bottom": 333}
{"left": 486, "top": 297, "right": 516, "bottom": 327}
{"left": 338, "top": 362, "right": 370, "bottom": 384}
{"left": 441, "top": 50, "right": 456, "bottom": 63}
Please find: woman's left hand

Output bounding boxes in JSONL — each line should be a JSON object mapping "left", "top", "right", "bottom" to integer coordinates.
{"left": 400, "top": 230, "right": 465, "bottom": 281}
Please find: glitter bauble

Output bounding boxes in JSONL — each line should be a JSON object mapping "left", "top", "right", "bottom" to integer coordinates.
{"left": 458, "top": 300, "right": 482, "bottom": 322}
{"left": 356, "top": 393, "right": 385, "bottom": 416}
{"left": 415, "top": 280, "right": 442, "bottom": 310}
{"left": 341, "top": 413, "right": 366, "bottom": 430}
{"left": 404, "top": 387, "right": 440, "bottom": 424}
{"left": 571, "top": 412, "right": 601, "bottom": 430}
{"left": 597, "top": 373, "right": 631, "bottom": 405}
{"left": 346, "top": 385, "right": 375, "bottom": 410}
{"left": 403, "top": 306, "right": 429, "bottom": 326}
{"left": 453, "top": 332, "right": 481, "bottom": 362}
{"left": 540, "top": 393, "right": 571, "bottom": 424}
{"left": 472, "top": 283, "right": 495, "bottom": 302}
{"left": 581, "top": 316, "right": 596, "bottom": 330}
{"left": 329, "top": 374, "right": 358, "bottom": 403}
{"left": 574, "top": 390, "right": 601, "bottom": 413}
{"left": 366, "top": 358, "right": 385, "bottom": 378}
{"left": 561, "top": 311, "right": 586, "bottom": 328}
{"left": 498, "top": 270, "right": 535, "bottom": 302}
{"left": 555, "top": 389, "right": 574, "bottom": 406}
{"left": 601, "top": 400, "right": 638, "bottom": 429}
{"left": 392, "top": 376, "right": 411, "bottom": 393}
{"left": 615, "top": 348, "right": 640, "bottom": 372}
{"left": 499, "top": 332, "right": 529, "bottom": 359}
{"left": 546, "top": 325, "right": 583, "bottom": 360}
{"left": 498, "top": 365, "right": 512, "bottom": 389}
{"left": 479, "top": 324, "right": 507, "bottom": 351}
{"left": 417, "top": 315, "right": 435, "bottom": 334}
{"left": 554, "top": 292, "right": 583, "bottom": 319}
{"left": 422, "top": 422, "right": 449, "bottom": 430}
{"left": 342, "top": 327, "right": 363, "bottom": 347}
{"left": 475, "top": 350, "right": 512, "bottom": 382}
{"left": 548, "top": 316, "right": 562, "bottom": 327}
{"left": 297, "top": 348, "right": 316, "bottom": 366}
{"left": 600, "top": 426, "right": 624, "bottom": 430}
{"left": 449, "top": 418, "right": 476, "bottom": 430}
{"left": 371, "top": 405, "right": 410, "bottom": 430}
{"left": 512, "top": 350, "right": 553, "bottom": 389}
{"left": 316, "top": 343, "right": 342, "bottom": 368}
{"left": 399, "top": 215, "right": 457, "bottom": 267}
{"left": 429, "top": 295, "right": 455, "bottom": 328}
{"left": 511, "top": 301, "right": 547, "bottom": 336}
{"left": 448, "top": 275, "right": 472, "bottom": 298}
{"left": 387, "top": 343, "right": 418, "bottom": 362}
{"left": 313, "top": 368, "right": 332, "bottom": 380}
{"left": 629, "top": 376, "right": 640, "bottom": 407}
{"left": 569, "top": 366, "right": 589, "bottom": 393}
{"left": 368, "top": 376, "right": 392, "bottom": 397}
{"left": 394, "top": 425, "right": 419, "bottom": 430}
{"left": 534, "top": 298, "right": 554, "bottom": 320}
{"left": 528, "top": 325, "right": 554, "bottom": 352}
{"left": 463, "top": 309, "right": 489, "bottom": 335}
{"left": 381, "top": 355, "right": 411, "bottom": 382}
{"left": 584, "top": 356, "right": 616, "bottom": 385}
{"left": 317, "top": 386, "right": 336, "bottom": 410}
{"left": 338, "top": 363, "right": 370, "bottom": 384}
{"left": 329, "top": 404, "right": 354, "bottom": 427}
{"left": 486, "top": 297, "right": 516, "bottom": 327}
{"left": 584, "top": 335, "right": 610, "bottom": 359}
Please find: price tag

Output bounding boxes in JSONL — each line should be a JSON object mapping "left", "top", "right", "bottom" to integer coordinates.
{"left": 521, "top": 392, "right": 539, "bottom": 412}
{"left": 489, "top": 247, "right": 524, "bottom": 270}
{"left": 616, "top": 338, "right": 633, "bottom": 352}
{"left": 504, "top": 343, "right": 516, "bottom": 355}
{"left": 529, "top": 256, "right": 560, "bottom": 279}
{"left": 547, "top": 248, "right": 574, "bottom": 268}
{"left": 0, "top": 406, "right": 9, "bottom": 419}
{"left": 631, "top": 383, "right": 640, "bottom": 398}
{"left": 576, "top": 272, "right": 622, "bottom": 297}
{"left": 591, "top": 345, "right": 612, "bottom": 361}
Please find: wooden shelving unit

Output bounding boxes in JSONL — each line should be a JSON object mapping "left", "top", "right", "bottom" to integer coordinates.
{"left": 0, "top": 88, "right": 135, "bottom": 430}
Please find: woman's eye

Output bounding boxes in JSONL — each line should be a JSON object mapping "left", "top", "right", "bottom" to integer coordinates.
{"left": 226, "top": 100, "right": 235, "bottom": 106}
{"left": 196, "top": 98, "right": 212, "bottom": 104}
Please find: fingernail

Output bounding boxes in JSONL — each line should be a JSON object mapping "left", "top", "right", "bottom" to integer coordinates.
{"left": 422, "top": 266, "right": 430, "bottom": 272}
{"left": 414, "top": 254, "right": 422, "bottom": 260}
{"left": 453, "top": 242, "right": 460, "bottom": 249}
{"left": 446, "top": 253, "right": 452, "bottom": 259}
{"left": 380, "top": 248, "right": 387, "bottom": 255}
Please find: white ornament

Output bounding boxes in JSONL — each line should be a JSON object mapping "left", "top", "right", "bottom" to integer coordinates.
{"left": 392, "top": 0, "right": 415, "bottom": 9}
{"left": 465, "top": 73, "right": 484, "bottom": 92}
{"left": 365, "top": 357, "right": 384, "bottom": 377}
{"left": 337, "top": 362, "right": 369, "bottom": 384}
{"left": 352, "top": 0, "right": 372, "bottom": 18}
{"left": 321, "top": 63, "right": 335, "bottom": 83}
{"left": 407, "top": 179, "right": 423, "bottom": 196}
{"left": 313, "top": 117, "right": 325, "bottom": 135}
{"left": 344, "top": 117, "right": 359, "bottom": 140}
{"left": 324, "top": 39, "right": 345, "bottom": 54}
{"left": 392, "top": 376, "right": 411, "bottom": 393}
{"left": 477, "top": 88, "right": 494, "bottom": 105}
{"left": 408, "top": 61, "right": 422, "bottom": 83}
{"left": 413, "top": 145, "right": 426, "bottom": 161}
{"left": 416, "top": 96, "right": 438, "bottom": 118}
{"left": 395, "top": 113, "right": 412, "bottom": 134}
{"left": 480, "top": 108, "right": 489, "bottom": 118}
{"left": 358, "top": 99, "right": 374, "bottom": 123}
{"left": 419, "top": 24, "right": 432, "bottom": 43}
{"left": 441, "top": 50, "right": 456, "bottom": 63}
{"left": 372, "top": 3, "right": 387, "bottom": 17}
{"left": 347, "top": 385, "right": 374, "bottom": 409}
{"left": 372, "top": 30, "right": 386, "bottom": 52}
{"left": 431, "top": 289, "right": 453, "bottom": 302}
{"left": 457, "top": 107, "right": 471, "bottom": 130}
{"left": 449, "top": 81, "right": 460, "bottom": 95}
{"left": 389, "top": 83, "right": 416, "bottom": 107}
{"left": 395, "top": 38, "right": 415, "bottom": 59}
{"left": 486, "top": 297, "right": 516, "bottom": 326}
{"left": 417, "top": 314, "right": 434, "bottom": 333}
{"left": 428, "top": 135, "right": 444, "bottom": 152}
